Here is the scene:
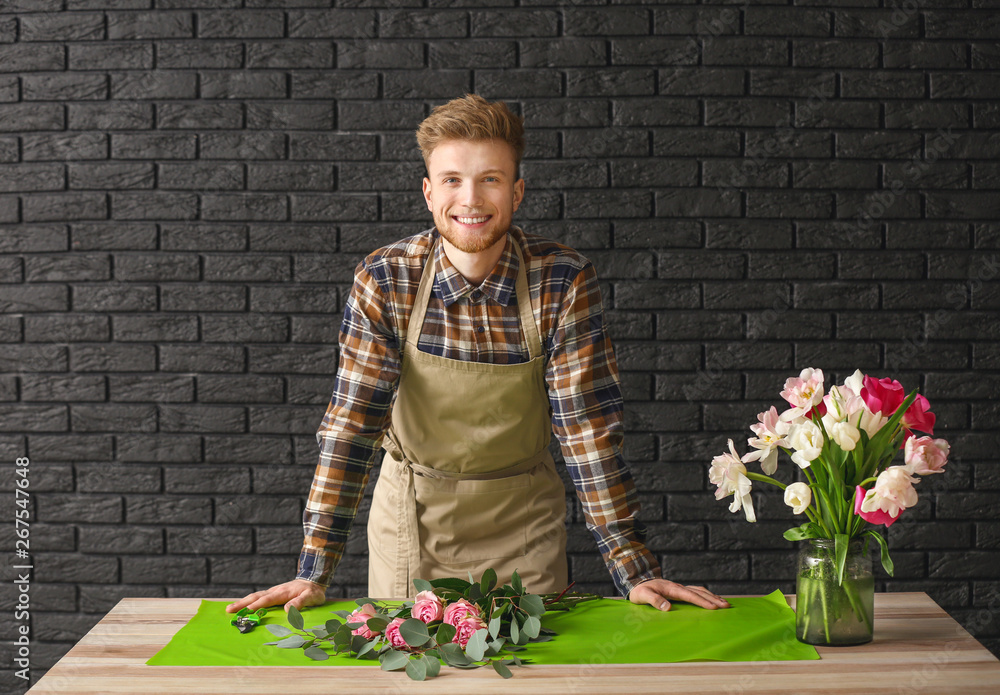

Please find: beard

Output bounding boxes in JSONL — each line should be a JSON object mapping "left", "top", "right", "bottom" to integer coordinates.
{"left": 432, "top": 208, "right": 512, "bottom": 254}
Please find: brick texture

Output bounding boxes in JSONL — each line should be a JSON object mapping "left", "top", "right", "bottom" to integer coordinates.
{"left": 1, "top": 3, "right": 998, "bottom": 686}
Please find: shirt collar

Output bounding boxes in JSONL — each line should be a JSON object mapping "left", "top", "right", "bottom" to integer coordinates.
{"left": 432, "top": 228, "right": 518, "bottom": 308}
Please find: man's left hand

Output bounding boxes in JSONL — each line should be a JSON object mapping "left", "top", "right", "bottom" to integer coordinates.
{"left": 628, "top": 579, "right": 731, "bottom": 611}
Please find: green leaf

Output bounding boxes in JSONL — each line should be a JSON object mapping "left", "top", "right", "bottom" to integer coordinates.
{"left": 424, "top": 654, "right": 441, "bottom": 678}
{"left": 366, "top": 616, "right": 389, "bottom": 633}
{"left": 324, "top": 618, "right": 342, "bottom": 633}
{"left": 330, "top": 610, "right": 352, "bottom": 620}
{"left": 405, "top": 656, "right": 428, "bottom": 681}
{"left": 511, "top": 570, "right": 523, "bottom": 595}
{"left": 276, "top": 635, "right": 305, "bottom": 649}
{"left": 489, "top": 637, "right": 506, "bottom": 655}
{"left": 465, "top": 628, "right": 489, "bottom": 662}
{"left": 488, "top": 615, "right": 501, "bottom": 639}
{"left": 436, "top": 622, "right": 456, "bottom": 645}
{"left": 399, "top": 618, "right": 432, "bottom": 647}
{"left": 519, "top": 593, "right": 545, "bottom": 617}
{"left": 303, "top": 645, "right": 329, "bottom": 661}
{"left": 310, "top": 626, "right": 328, "bottom": 639}
{"left": 266, "top": 624, "right": 293, "bottom": 637}
{"left": 467, "top": 583, "right": 483, "bottom": 601}
{"left": 350, "top": 634, "right": 370, "bottom": 652}
{"left": 429, "top": 577, "right": 472, "bottom": 593}
{"left": 354, "top": 597, "right": 375, "bottom": 607}
{"left": 492, "top": 659, "right": 513, "bottom": 679}
{"left": 439, "top": 642, "right": 471, "bottom": 666}
{"left": 783, "top": 521, "right": 822, "bottom": 542}
{"left": 522, "top": 615, "right": 541, "bottom": 639}
{"left": 834, "top": 533, "right": 850, "bottom": 585}
{"left": 480, "top": 567, "right": 498, "bottom": 594}
{"left": 865, "top": 529, "right": 895, "bottom": 577}
{"left": 510, "top": 615, "right": 520, "bottom": 644}
{"left": 286, "top": 605, "right": 304, "bottom": 631}
{"left": 333, "top": 628, "right": 352, "bottom": 650}
{"left": 380, "top": 649, "right": 409, "bottom": 672}
{"left": 355, "top": 640, "right": 376, "bottom": 659}
{"left": 413, "top": 578, "right": 434, "bottom": 593}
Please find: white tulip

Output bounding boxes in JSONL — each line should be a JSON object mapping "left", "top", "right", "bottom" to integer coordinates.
{"left": 788, "top": 420, "right": 823, "bottom": 468}
{"left": 830, "top": 421, "right": 861, "bottom": 451}
{"left": 860, "top": 466, "right": 919, "bottom": 519}
{"left": 710, "top": 439, "right": 756, "bottom": 523}
{"left": 843, "top": 369, "right": 865, "bottom": 397}
{"left": 783, "top": 482, "right": 812, "bottom": 515}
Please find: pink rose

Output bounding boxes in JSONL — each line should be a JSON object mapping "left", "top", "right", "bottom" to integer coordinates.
{"left": 384, "top": 617, "right": 408, "bottom": 650}
{"left": 904, "top": 436, "right": 949, "bottom": 475}
{"left": 854, "top": 485, "right": 902, "bottom": 527}
{"left": 412, "top": 590, "right": 444, "bottom": 624}
{"left": 902, "top": 394, "right": 935, "bottom": 435}
{"left": 861, "top": 376, "right": 906, "bottom": 416}
{"left": 452, "top": 614, "right": 487, "bottom": 649}
{"left": 443, "top": 599, "right": 481, "bottom": 627}
{"left": 345, "top": 603, "right": 379, "bottom": 639}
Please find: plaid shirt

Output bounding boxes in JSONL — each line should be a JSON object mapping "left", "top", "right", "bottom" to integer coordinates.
{"left": 297, "top": 225, "right": 661, "bottom": 596}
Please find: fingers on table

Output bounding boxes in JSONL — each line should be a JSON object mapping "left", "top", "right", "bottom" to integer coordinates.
{"left": 224, "top": 593, "right": 258, "bottom": 613}
{"left": 238, "top": 590, "right": 278, "bottom": 613}
{"left": 680, "top": 584, "right": 731, "bottom": 609}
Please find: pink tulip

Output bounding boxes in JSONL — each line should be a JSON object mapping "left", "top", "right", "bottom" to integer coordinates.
{"left": 861, "top": 376, "right": 906, "bottom": 416}
{"left": 904, "top": 436, "right": 949, "bottom": 475}
{"left": 779, "top": 368, "right": 825, "bottom": 421}
{"left": 854, "top": 485, "right": 903, "bottom": 527}
{"left": 902, "top": 394, "right": 936, "bottom": 435}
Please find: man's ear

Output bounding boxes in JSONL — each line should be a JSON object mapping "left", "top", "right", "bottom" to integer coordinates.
{"left": 422, "top": 176, "right": 432, "bottom": 211}
{"left": 512, "top": 178, "right": 525, "bottom": 213}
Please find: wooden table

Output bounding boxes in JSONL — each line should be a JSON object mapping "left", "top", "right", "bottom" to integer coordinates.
{"left": 27, "top": 593, "right": 1000, "bottom": 694}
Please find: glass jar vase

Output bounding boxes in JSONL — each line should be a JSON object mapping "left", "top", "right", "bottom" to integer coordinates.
{"left": 795, "top": 538, "right": 874, "bottom": 646}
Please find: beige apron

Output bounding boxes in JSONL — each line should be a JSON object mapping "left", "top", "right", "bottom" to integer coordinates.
{"left": 366, "top": 233, "right": 568, "bottom": 598}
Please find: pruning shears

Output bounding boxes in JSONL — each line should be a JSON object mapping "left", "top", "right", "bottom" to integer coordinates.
{"left": 231, "top": 607, "right": 268, "bottom": 633}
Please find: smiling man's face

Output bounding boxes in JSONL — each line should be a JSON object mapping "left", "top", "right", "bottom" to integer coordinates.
{"left": 421, "top": 138, "right": 524, "bottom": 255}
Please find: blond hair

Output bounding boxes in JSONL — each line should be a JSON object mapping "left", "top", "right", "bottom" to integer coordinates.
{"left": 415, "top": 94, "right": 525, "bottom": 175}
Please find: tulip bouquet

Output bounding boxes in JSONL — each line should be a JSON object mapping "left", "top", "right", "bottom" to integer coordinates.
{"left": 264, "top": 569, "right": 597, "bottom": 680}
{"left": 709, "top": 368, "right": 950, "bottom": 642}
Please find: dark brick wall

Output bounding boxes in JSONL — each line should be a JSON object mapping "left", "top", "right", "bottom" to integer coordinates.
{"left": 1, "top": 1, "right": 999, "bottom": 689}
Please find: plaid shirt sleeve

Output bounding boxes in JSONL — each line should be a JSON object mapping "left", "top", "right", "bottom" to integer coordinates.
{"left": 545, "top": 259, "right": 662, "bottom": 597}
{"left": 296, "top": 256, "right": 400, "bottom": 588}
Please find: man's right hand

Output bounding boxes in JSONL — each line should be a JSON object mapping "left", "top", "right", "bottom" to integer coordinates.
{"left": 225, "top": 579, "right": 327, "bottom": 615}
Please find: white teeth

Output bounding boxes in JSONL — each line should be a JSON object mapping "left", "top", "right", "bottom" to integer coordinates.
{"left": 456, "top": 216, "right": 488, "bottom": 224}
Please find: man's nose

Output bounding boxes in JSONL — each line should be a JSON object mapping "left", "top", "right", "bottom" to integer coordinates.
{"left": 460, "top": 182, "right": 484, "bottom": 207}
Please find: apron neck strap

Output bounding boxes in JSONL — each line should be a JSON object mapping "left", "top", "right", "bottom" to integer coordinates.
{"left": 406, "top": 231, "right": 543, "bottom": 362}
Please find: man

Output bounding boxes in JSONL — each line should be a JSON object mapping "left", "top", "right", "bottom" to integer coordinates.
{"left": 227, "top": 94, "right": 729, "bottom": 616}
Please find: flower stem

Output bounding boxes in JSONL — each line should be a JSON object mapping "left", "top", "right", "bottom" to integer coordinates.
{"left": 745, "top": 472, "right": 786, "bottom": 489}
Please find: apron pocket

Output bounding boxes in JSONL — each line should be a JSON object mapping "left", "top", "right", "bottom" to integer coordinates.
{"left": 412, "top": 472, "right": 530, "bottom": 565}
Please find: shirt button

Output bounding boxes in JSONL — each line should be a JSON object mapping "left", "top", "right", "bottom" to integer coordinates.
{"left": 471, "top": 290, "right": 482, "bottom": 301}
{"left": 476, "top": 326, "right": 485, "bottom": 333}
